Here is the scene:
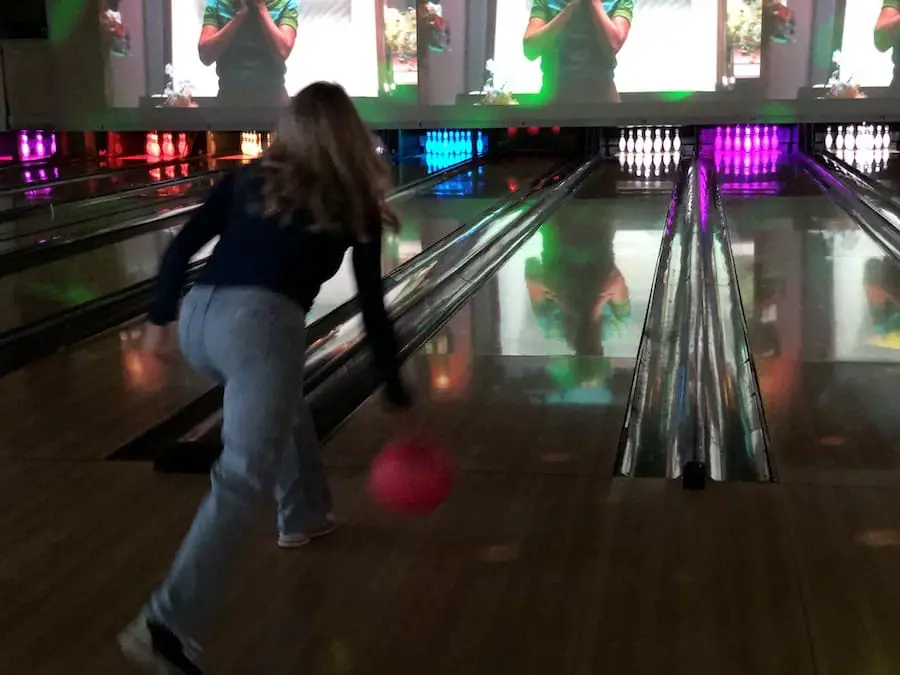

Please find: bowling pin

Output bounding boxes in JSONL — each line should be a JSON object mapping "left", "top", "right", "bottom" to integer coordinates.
{"left": 663, "top": 128, "right": 672, "bottom": 152}
{"left": 635, "top": 128, "right": 644, "bottom": 153}
{"left": 825, "top": 126, "right": 833, "bottom": 151}
{"left": 626, "top": 129, "right": 635, "bottom": 153}
{"left": 162, "top": 133, "right": 175, "bottom": 159}
{"left": 618, "top": 129, "right": 626, "bottom": 153}
{"left": 672, "top": 129, "right": 681, "bottom": 152}
{"left": 653, "top": 128, "right": 662, "bottom": 153}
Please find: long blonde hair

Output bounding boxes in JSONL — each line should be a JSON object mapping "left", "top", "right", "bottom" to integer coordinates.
{"left": 257, "top": 81, "right": 399, "bottom": 240}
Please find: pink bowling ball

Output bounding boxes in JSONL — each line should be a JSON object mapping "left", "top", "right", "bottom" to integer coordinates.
{"left": 368, "top": 437, "right": 455, "bottom": 515}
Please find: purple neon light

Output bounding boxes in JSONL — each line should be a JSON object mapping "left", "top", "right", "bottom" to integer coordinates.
{"left": 699, "top": 164, "right": 709, "bottom": 232}
{"left": 18, "top": 131, "right": 57, "bottom": 163}
{"left": 702, "top": 124, "right": 784, "bottom": 151}
{"left": 23, "top": 165, "right": 59, "bottom": 199}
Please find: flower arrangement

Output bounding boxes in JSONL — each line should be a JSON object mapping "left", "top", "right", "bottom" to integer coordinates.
{"left": 100, "top": 6, "right": 131, "bottom": 56}
{"left": 419, "top": 2, "right": 450, "bottom": 53}
{"left": 726, "top": 0, "right": 761, "bottom": 57}
{"left": 825, "top": 50, "right": 866, "bottom": 99}
{"left": 476, "top": 59, "right": 518, "bottom": 106}
{"left": 384, "top": 6, "right": 417, "bottom": 57}
{"left": 162, "top": 64, "right": 198, "bottom": 108}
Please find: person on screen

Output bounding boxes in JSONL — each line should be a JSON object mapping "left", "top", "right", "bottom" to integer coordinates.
{"left": 198, "top": 0, "right": 299, "bottom": 106}
{"left": 524, "top": 219, "right": 631, "bottom": 401}
{"left": 117, "top": 82, "right": 413, "bottom": 675}
{"left": 523, "top": 0, "right": 634, "bottom": 104}
{"left": 875, "top": 1, "right": 900, "bottom": 90}
{"left": 864, "top": 258, "right": 900, "bottom": 346}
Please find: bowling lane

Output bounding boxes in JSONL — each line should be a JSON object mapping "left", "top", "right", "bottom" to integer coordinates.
{"left": 0, "top": 155, "right": 451, "bottom": 255}
{"left": 325, "top": 160, "right": 675, "bottom": 476}
{"left": 823, "top": 145, "right": 900, "bottom": 197}
{"left": 723, "top": 157, "right": 900, "bottom": 485}
{"left": 269, "top": 164, "right": 674, "bottom": 674}
{"left": 0, "top": 156, "right": 228, "bottom": 213}
{"left": 0, "top": 158, "right": 100, "bottom": 190}
{"left": 0, "top": 156, "right": 557, "bottom": 461}
{"left": 0, "top": 157, "right": 528, "bottom": 336}
{"left": 0, "top": 170, "right": 222, "bottom": 252}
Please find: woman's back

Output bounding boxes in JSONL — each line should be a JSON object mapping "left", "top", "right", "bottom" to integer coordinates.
{"left": 196, "top": 162, "right": 353, "bottom": 315}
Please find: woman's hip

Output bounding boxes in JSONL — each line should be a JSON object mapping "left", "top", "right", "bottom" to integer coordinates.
{"left": 179, "top": 285, "right": 307, "bottom": 381}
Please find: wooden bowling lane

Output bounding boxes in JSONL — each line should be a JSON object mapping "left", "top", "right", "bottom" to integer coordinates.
{"left": 6, "top": 434, "right": 900, "bottom": 673}
{"left": 723, "top": 170, "right": 900, "bottom": 486}
{"left": 0, "top": 173, "right": 217, "bottom": 252}
{"left": 0, "top": 157, "right": 554, "bottom": 462}
{"left": 0, "top": 155, "right": 234, "bottom": 207}
{"left": 0, "top": 157, "right": 530, "bottom": 342}
{"left": 0, "top": 457, "right": 824, "bottom": 675}
{"left": 327, "top": 186, "right": 673, "bottom": 475}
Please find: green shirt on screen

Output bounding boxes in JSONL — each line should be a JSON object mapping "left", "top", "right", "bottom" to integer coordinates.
{"left": 885, "top": 0, "right": 900, "bottom": 86}
{"left": 529, "top": 0, "right": 634, "bottom": 100}
{"left": 203, "top": 0, "right": 299, "bottom": 98}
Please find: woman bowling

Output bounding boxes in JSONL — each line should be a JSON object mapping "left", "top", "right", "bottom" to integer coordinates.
{"left": 118, "top": 81, "right": 412, "bottom": 674}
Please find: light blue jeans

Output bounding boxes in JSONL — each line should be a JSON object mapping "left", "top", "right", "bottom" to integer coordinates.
{"left": 148, "top": 285, "right": 332, "bottom": 642}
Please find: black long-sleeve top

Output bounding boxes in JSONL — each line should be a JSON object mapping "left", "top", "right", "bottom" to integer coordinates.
{"left": 147, "top": 163, "right": 411, "bottom": 407}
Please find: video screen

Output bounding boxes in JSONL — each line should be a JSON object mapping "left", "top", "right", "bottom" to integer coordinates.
{"left": 103, "top": 0, "right": 395, "bottom": 108}
{"left": 418, "top": 0, "right": 900, "bottom": 106}
{"left": 101, "top": 0, "right": 900, "bottom": 110}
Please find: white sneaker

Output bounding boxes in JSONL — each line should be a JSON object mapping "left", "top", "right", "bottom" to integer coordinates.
{"left": 118, "top": 613, "right": 202, "bottom": 675}
{"left": 277, "top": 514, "right": 338, "bottom": 549}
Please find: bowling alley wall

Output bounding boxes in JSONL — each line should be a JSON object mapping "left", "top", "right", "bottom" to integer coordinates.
{"left": 2, "top": 1, "right": 900, "bottom": 129}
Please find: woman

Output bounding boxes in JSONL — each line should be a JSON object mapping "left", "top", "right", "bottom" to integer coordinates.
{"left": 523, "top": 0, "right": 633, "bottom": 104}
{"left": 198, "top": 0, "right": 299, "bottom": 106}
{"left": 874, "top": 0, "right": 900, "bottom": 91}
{"left": 118, "top": 81, "right": 411, "bottom": 674}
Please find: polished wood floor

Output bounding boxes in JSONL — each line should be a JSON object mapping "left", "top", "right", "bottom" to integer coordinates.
{"left": 6, "top": 171, "right": 900, "bottom": 674}
{"left": 5, "top": 363, "right": 900, "bottom": 674}
{"left": 0, "top": 459, "right": 893, "bottom": 675}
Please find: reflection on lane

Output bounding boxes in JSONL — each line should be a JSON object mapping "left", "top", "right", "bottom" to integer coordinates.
{"left": 363, "top": 168, "right": 677, "bottom": 474}
{"left": 0, "top": 159, "right": 222, "bottom": 210}
{"left": 724, "top": 173, "right": 900, "bottom": 481}
{"left": 834, "top": 231, "right": 900, "bottom": 357}
{"left": 491, "top": 194, "right": 671, "bottom": 408}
